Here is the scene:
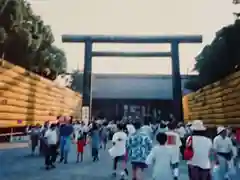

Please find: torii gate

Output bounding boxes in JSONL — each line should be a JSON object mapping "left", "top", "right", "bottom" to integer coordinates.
{"left": 62, "top": 35, "right": 202, "bottom": 122}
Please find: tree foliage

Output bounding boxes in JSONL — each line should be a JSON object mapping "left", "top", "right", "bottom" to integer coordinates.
{"left": 185, "top": 19, "right": 240, "bottom": 91}
{"left": 0, "top": 0, "right": 67, "bottom": 80}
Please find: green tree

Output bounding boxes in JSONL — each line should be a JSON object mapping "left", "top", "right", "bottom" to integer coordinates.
{"left": 0, "top": 0, "right": 67, "bottom": 80}
{"left": 185, "top": 19, "right": 240, "bottom": 91}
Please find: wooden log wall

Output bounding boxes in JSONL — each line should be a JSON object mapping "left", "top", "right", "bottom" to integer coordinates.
{"left": 0, "top": 59, "right": 82, "bottom": 127}
{"left": 183, "top": 70, "right": 240, "bottom": 126}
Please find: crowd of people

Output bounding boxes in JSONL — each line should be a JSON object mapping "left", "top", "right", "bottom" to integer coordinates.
{"left": 26, "top": 116, "right": 240, "bottom": 180}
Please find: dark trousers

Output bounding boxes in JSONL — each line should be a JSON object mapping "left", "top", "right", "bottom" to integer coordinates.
{"left": 113, "top": 155, "right": 125, "bottom": 170}
{"left": 83, "top": 132, "right": 87, "bottom": 143}
{"left": 40, "top": 139, "right": 48, "bottom": 156}
{"left": 45, "top": 144, "right": 57, "bottom": 166}
{"left": 180, "top": 137, "right": 186, "bottom": 158}
{"left": 31, "top": 136, "right": 39, "bottom": 154}
{"left": 92, "top": 148, "right": 99, "bottom": 161}
{"left": 188, "top": 165, "right": 211, "bottom": 180}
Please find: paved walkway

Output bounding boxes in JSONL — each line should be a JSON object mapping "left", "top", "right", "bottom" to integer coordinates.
{"left": 2, "top": 142, "right": 240, "bottom": 180}
{"left": 0, "top": 143, "right": 189, "bottom": 180}
{"left": 0, "top": 142, "right": 28, "bottom": 150}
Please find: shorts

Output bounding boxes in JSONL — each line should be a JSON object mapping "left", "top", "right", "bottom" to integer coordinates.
{"left": 113, "top": 155, "right": 126, "bottom": 169}
{"left": 114, "top": 155, "right": 125, "bottom": 162}
{"left": 131, "top": 162, "right": 148, "bottom": 169}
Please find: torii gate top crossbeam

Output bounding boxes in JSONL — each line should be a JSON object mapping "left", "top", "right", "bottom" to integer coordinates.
{"left": 62, "top": 34, "right": 202, "bottom": 44}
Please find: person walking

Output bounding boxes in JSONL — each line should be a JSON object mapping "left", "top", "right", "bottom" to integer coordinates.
{"left": 126, "top": 121, "right": 152, "bottom": 180}
{"left": 89, "top": 122, "right": 100, "bottom": 161}
{"left": 27, "top": 124, "right": 41, "bottom": 155}
{"left": 39, "top": 121, "right": 49, "bottom": 156}
{"left": 44, "top": 123, "right": 58, "bottom": 170}
{"left": 186, "top": 120, "right": 212, "bottom": 180}
{"left": 213, "top": 126, "right": 235, "bottom": 180}
{"left": 109, "top": 123, "right": 128, "bottom": 178}
{"left": 59, "top": 117, "right": 74, "bottom": 164}
{"left": 76, "top": 130, "right": 85, "bottom": 163}
{"left": 101, "top": 121, "right": 109, "bottom": 150}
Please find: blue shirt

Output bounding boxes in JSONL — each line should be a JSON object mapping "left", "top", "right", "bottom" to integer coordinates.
{"left": 90, "top": 129, "right": 100, "bottom": 149}
{"left": 126, "top": 131, "right": 152, "bottom": 163}
{"left": 60, "top": 124, "right": 73, "bottom": 137}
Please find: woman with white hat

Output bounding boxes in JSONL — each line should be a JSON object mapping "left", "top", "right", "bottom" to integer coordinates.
{"left": 187, "top": 120, "right": 212, "bottom": 180}
{"left": 213, "top": 126, "right": 234, "bottom": 180}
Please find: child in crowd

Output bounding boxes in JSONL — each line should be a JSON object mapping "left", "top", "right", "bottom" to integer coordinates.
{"left": 146, "top": 132, "right": 178, "bottom": 180}
{"left": 76, "top": 130, "right": 85, "bottom": 163}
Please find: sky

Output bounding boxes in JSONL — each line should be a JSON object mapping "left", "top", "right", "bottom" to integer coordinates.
{"left": 29, "top": 0, "right": 237, "bottom": 74}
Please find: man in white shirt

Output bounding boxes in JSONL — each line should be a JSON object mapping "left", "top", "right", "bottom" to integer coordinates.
{"left": 186, "top": 120, "right": 212, "bottom": 180}
{"left": 109, "top": 123, "right": 128, "bottom": 178}
{"left": 44, "top": 124, "right": 58, "bottom": 170}
{"left": 213, "top": 126, "right": 234, "bottom": 179}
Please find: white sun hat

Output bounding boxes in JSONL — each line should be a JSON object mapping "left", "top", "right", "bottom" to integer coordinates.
{"left": 186, "top": 121, "right": 192, "bottom": 126}
{"left": 217, "top": 126, "right": 226, "bottom": 134}
{"left": 190, "top": 120, "right": 206, "bottom": 131}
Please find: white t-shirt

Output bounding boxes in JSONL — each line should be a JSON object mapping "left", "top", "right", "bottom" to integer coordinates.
{"left": 111, "top": 131, "right": 128, "bottom": 157}
{"left": 82, "top": 125, "right": 89, "bottom": 133}
{"left": 74, "top": 124, "right": 82, "bottom": 140}
{"left": 213, "top": 135, "right": 233, "bottom": 153}
{"left": 165, "top": 131, "right": 182, "bottom": 162}
{"left": 126, "top": 124, "right": 136, "bottom": 135}
{"left": 74, "top": 124, "right": 82, "bottom": 132}
{"left": 146, "top": 145, "right": 176, "bottom": 180}
{"left": 187, "top": 136, "right": 212, "bottom": 169}
{"left": 108, "top": 124, "right": 117, "bottom": 133}
{"left": 44, "top": 129, "right": 57, "bottom": 145}
{"left": 177, "top": 127, "right": 186, "bottom": 138}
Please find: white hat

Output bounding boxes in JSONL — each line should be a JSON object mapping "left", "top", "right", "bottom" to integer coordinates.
{"left": 186, "top": 122, "right": 192, "bottom": 126}
{"left": 190, "top": 120, "right": 206, "bottom": 131}
{"left": 217, "top": 126, "right": 226, "bottom": 134}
